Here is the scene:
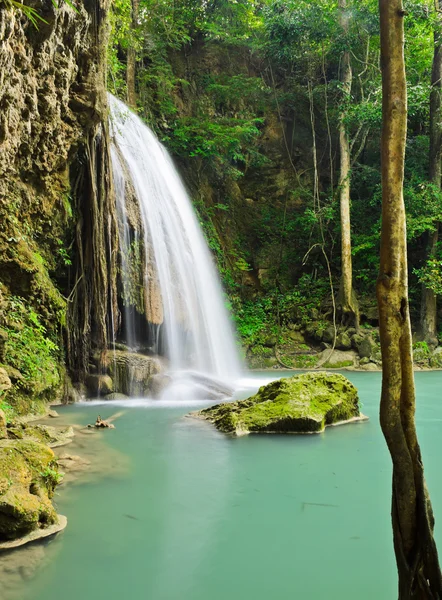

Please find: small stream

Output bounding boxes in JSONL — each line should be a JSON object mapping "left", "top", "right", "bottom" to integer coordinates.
{"left": 3, "top": 371, "right": 442, "bottom": 600}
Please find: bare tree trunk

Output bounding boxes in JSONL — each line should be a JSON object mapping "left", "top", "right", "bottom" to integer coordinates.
{"left": 126, "top": 0, "right": 139, "bottom": 109}
{"left": 338, "top": 0, "right": 359, "bottom": 329}
{"left": 377, "top": 1, "right": 442, "bottom": 597}
{"left": 420, "top": 1, "right": 442, "bottom": 346}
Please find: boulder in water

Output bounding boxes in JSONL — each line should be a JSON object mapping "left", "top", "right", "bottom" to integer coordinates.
{"left": 197, "top": 372, "right": 365, "bottom": 435}
{"left": 86, "top": 374, "right": 114, "bottom": 396}
{"left": 109, "top": 351, "right": 164, "bottom": 396}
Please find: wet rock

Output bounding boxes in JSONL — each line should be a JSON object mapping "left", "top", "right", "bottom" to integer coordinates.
{"left": 6, "top": 423, "right": 74, "bottom": 448}
{"left": 287, "top": 330, "right": 306, "bottom": 344}
{"left": 0, "top": 367, "right": 11, "bottom": 392}
{"left": 86, "top": 374, "right": 114, "bottom": 397}
{"left": 305, "top": 322, "right": 324, "bottom": 343}
{"left": 322, "top": 326, "right": 336, "bottom": 344}
{"left": 196, "top": 372, "right": 365, "bottom": 435}
{"left": 318, "top": 349, "right": 358, "bottom": 368}
{"left": 147, "top": 374, "right": 172, "bottom": 398}
{"left": 0, "top": 364, "right": 23, "bottom": 384}
{"left": 359, "top": 362, "right": 379, "bottom": 371}
{"left": 48, "top": 410, "right": 59, "bottom": 418}
{"left": 336, "top": 332, "right": 352, "bottom": 351}
{"left": 351, "top": 334, "right": 376, "bottom": 359}
{"left": 262, "top": 335, "right": 278, "bottom": 348}
{"left": 109, "top": 351, "right": 165, "bottom": 396}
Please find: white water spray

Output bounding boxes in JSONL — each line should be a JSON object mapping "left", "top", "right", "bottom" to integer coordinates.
{"left": 109, "top": 94, "right": 241, "bottom": 389}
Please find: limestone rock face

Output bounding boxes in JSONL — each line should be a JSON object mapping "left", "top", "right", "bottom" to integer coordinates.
{"left": 109, "top": 351, "right": 165, "bottom": 396}
{"left": 0, "top": 367, "right": 11, "bottom": 392}
{"left": 0, "top": 409, "right": 6, "bottom": 440}
{"left": 86, "top": 374, "right": 114, "bottom": 396}
{"left": 197, "top": 372, "right": 363, "bottom": 435}
{"left": 319, "top": 349, "right": 358, "bottom": 368}
{"left": 0, "top": 1, "right": 110, "bottom": 411}
{"left": 0, "top": 440, "right": 60, "bottom": 540}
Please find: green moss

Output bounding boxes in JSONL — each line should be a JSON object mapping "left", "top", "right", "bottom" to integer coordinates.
{"left": 322, "top": 360, "right": 353, "bottom": 369}
{"left": 1, "top": 297, "right": 63, "bottom": 415}
{"left": 199, "top": 372, "right": 361, "bottom": 435}
{"left": 0, "top": 439, "right": 60, "bottom": 540}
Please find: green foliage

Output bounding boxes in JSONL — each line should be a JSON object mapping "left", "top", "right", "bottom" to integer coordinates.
{"left": 167, "top": 117, "right": 265, "bottom": 177}
{"left": 4, "top": 298, "right": 60, "bottom": 395}
{"left": 40, "top": 465, "right": 64, "bottom": 489}
{"left": 233, "top": 297, "right": 275, "bottom": 347}
{"left": 0, "top": 400, "right": 14, "bottom": 423}
{"left": 4, "top": 0, "right": 78, "bottom": 28}
{"left": 106, "top": 0, "right": 441, "bottom": 328}
{"left": 414, "top": 258, "right": 442, "bottom": 296}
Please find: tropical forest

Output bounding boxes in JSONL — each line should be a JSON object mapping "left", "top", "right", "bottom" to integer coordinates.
{"left": 0, "top": 0, "right": 442, "bottom": 598}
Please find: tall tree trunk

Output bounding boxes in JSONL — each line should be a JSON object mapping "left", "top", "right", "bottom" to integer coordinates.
{"left": 126, "top": 0, "right": 139, "bottom": 109}
{"left": 420, "top": 1, "right": 442, "bottom": 346}
{"left": 338, "top": 0, "right": 359, "bottom": 329}
{"left": 377, "top": 1, "right": 442, "bottom": 597}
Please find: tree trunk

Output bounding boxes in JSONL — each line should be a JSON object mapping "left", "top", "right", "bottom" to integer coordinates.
{"left": 377, "top": 1, "right": 442, "bottom": 597}
{"left": 126, "top": 0, "right": 139, "bottom": 109}
{"left": 338, "top": 0, "right": 359, "bottom": 329}
{"left": 420, "top": 1, "right": 442, "bottom": 346}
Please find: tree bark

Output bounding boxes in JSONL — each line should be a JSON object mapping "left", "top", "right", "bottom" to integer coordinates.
{"left": 420, "top": 1, "right": 442, "bottom": 346}
{"left": 338, "top": 0, "right": 359, "bottom": 328}
{"left": 126, "top": 0, "right": 139, "bottom": 110}
{"left": 377, "top": 1, "right": 442, "bottom": 597}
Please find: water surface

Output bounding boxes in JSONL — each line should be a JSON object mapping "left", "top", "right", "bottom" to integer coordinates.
{"left": 5, "top": 371, "right": 442, "bottom": 600}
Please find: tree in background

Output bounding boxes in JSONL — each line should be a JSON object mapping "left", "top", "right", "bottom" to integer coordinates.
{"left": 377, "top": 0, "right": 442, "bottom": 596}
{"left": 337, "top": 0, "right": 359, "bottom": 328}
{"left": 420, "top": 0, "right": 442, "bottom": 347}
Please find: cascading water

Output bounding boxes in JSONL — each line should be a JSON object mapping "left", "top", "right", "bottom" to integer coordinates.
{"left": 108, "top": 94, "right": 241, "bottom": 396}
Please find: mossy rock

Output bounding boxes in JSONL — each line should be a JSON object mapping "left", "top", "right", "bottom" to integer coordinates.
{"left": 197, "top": 372, "right": 363, "bottom": 436}
{"left": 0, "top": 410, "right": 6, "bottom": 440}
{"left": 0, "top": 440, "right": 60, "bottom": 540}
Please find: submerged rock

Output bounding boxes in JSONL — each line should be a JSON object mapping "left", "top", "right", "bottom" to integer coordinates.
{"left": 6, "top": 423, "right": 74, "bottom": 449}
{"left": 0, "top": 440, "right": 60, "bottom": 540}
{"left": 197, "top": 372, "right": 364, "bottom": 435}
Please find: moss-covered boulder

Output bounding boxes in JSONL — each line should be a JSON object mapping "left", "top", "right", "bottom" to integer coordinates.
{"left": 0, "top": 440, "right": 60, "bottom": 540}
{"left": 197, "top": 372, "right": 364, "bottom": 435}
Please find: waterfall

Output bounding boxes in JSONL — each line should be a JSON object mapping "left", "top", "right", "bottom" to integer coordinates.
{"left": 108, "top": 94, "right": 241, "bottom": 392}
